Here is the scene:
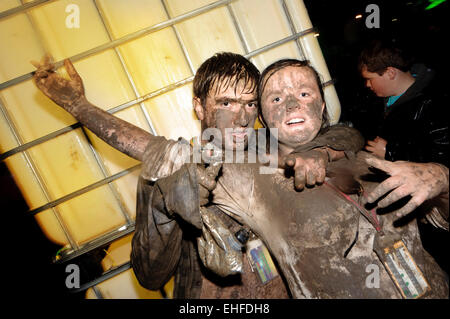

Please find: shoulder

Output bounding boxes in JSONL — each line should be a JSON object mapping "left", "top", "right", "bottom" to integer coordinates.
{"left": 140, "top": 137, "right": 192, "bottom": 181}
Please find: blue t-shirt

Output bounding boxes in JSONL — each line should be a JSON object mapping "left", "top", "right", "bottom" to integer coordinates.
{"left": 386, "top": 73, "right": 417, "bottom": 107}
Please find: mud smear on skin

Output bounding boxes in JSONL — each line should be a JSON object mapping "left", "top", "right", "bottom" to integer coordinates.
{"left": 264, "top": 97, "right": 324, "bottom": 148}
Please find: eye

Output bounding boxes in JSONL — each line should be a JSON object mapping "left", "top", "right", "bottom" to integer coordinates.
{"left": 300, "top": 92, "right": 309, "bottom": 97}
{"left": 272, "top": 97, "right": 281, "bottom": 103}
{"left": 221, "top": 101, "right": 230, "bottom": 107}
{"left": 247, "top": 102, "right": 257, "bottom": 108}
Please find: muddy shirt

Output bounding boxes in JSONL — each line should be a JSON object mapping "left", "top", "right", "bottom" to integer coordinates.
{"left": 131, "top": 137, "right": 289, "bottom": 298}
{"left": 212, "top": 152, "right": 449, "bottom": 299}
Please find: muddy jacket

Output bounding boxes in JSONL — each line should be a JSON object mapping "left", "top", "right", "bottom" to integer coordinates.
{"left": 131, "top": 137, "right": 290, "bottom": 298}
{"left": 380, "top": 64, "right": 449, "bottom": 166}
{"left": 130, "top": 125, "right": 364, "bottom": 298}
{"left": 212, "top": 153, "right": 448, "bottom": 298}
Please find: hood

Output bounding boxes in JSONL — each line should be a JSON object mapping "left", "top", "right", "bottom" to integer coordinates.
{"left": 385, "top": 63, "right": 435, "bottom": 109}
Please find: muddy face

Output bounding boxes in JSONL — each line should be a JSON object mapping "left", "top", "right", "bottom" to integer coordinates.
{"left": 194, "top": 79, "right": 258, "bottom": 150}
{"left": 260, "top": 66, "right": 325, "bottom": 155}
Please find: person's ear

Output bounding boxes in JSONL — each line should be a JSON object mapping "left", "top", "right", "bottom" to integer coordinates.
{"left": 385, "top": 67, "right": 397, "bottom": 80}
{"left": 193, "top": 97, "right": 204, "bottom": 120}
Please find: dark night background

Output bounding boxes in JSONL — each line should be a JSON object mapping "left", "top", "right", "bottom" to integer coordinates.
{"left": 1, "top": 0, "right": 448, "bottom": 302}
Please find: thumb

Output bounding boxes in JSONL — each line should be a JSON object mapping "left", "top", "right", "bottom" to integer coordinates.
{"left": 64, "top": 59, "right": 82, "bottom": 83}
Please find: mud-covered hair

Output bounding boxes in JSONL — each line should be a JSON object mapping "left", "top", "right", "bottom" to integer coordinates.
{"left": 358, "top": 39, "right": 413, "bottom": 75}
{"left": 193, "top": 52, "right": 260, "bottom": 106}
{"left": 258, "top": 59, "right": 329, "bottom": 129}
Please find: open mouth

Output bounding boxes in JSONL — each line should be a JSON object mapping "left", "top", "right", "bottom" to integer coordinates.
{"left": 285, "top": 118, "right": 305, "bottom": 126}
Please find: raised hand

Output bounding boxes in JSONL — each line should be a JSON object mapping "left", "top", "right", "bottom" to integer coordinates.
{"left": 31, "top": 55, "right": 86, "bottom": 112}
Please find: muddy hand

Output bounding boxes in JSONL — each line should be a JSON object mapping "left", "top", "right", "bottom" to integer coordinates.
{"left": 197, "top": 162, "right": 222, "bottom": 206}
{"left": 365, "top": 155, "right": 449, "bottom": 218}
{"left": 31, "top": 56, "right": 86, "bottom": 112}
{"left": 364, "top": 136, "right": 387, "bottom": 159}
{"left": 284, "top": 148, "right": 328, "bottom": 191}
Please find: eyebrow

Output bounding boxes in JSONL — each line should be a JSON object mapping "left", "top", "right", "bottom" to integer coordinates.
{"left": 264, "top": 85, "right": 316, "bottom": 96}
{"left": 214, "top": 97, "right": 257, "bottom": 104}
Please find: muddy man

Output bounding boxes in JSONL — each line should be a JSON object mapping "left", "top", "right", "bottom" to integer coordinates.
{"left": 32, "top": 53, "right": 363, "bottom": 298}
{"left": 157, "top": 59, "right": 448, "bottom": 298}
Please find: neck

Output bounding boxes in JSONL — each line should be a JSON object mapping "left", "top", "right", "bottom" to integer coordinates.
{"left": 393, "top": 71, "right": 415, "bottom": 96}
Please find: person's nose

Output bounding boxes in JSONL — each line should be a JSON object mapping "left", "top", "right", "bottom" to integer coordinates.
{"left": 234, "top": 106, "right": 249, "bottom": 127}
{"left": 286, "top": 95, "right": 301, "bottom": 112}
{"left": 365, "top": 79, "right": 372, "bottom": 89}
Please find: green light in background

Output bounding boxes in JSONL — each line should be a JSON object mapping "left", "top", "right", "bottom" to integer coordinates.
{"left": 425, "top": 0, "right": 447, "bottom": 10}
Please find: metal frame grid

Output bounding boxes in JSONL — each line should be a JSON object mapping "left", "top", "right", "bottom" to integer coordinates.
{"left": 0, "top": 0, "right": 323, "bottom": 292}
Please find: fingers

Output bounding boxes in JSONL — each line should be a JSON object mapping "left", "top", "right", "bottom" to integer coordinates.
{"left": 284, "top": 154, "right": 296, "bottom": 168}
{"left": 377, "top": 184, "right": 409, "bottom": 208}
{"left": 366, "top": 175, "right": 403, "bottom": 203}
{"left": 364, "top": 155, "right": 393, "bottom": 175}
{"left": 391, "top": 196, "right": 423, "bottom": 219}
{"left": 197, "top": 164, "right": 217, "bottom": 191}
{"left": 31, "top": 54, "right": 56, "bottom": 86}
{"left": 306, "top": 170, "right": 316, "bottom": 186}
{"left": 64, "top": 59, "right": 82, "bottom": 83}
{"left": 43, "top": 53, "right": 53, "bottom": 66}
{"left": 294, "top": 166, "right": 307, "bottom": 190}
{"left": 316, "top": 167, "right": 326, "bottom": 184}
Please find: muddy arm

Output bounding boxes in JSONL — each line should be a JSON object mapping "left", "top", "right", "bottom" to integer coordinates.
{"left": 32, "top": 56, "right": 153, "bottom": 161}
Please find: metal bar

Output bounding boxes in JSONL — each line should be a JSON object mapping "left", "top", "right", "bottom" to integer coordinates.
{"left": 91, "top": 286, "right": 104, "bottom": 299}
{"left": 20, "top": 30, "right": 317, "bottom": 219}
{"left": 245, "top": 27, "right": 316, "bottom": 59}
{"left": 55, "top": 223, "right": 135, "bottom": 264}
{"left": 28, "top": 164, "right": 141, "bottom": 217}
{"left": 69, "top": 261, "right": 167, "bottom": 298}
{"left": 280, "top": 0, "right": 305, "bottom": 59}
{"left": 93, "top": 0, "right": 157, "bottom": 136}
{"left": 226, "top": 3, "right": 250, "bottom": 54}
{"left": 0, "top": 97, "right": 78, "bottom": 250}
{"left": 70, "top": 262, "right": 131, "bottom": 294}
{"left": 161, "top": 0, "right": 196, "bottom": 75}
{"left": 1, "top": 29, "right": 314, "bottom": 161}
{"left": 80, "top": 128, "right": 133, "bottom": 224}
{"left": 0, "top": 76, "right": 193, "bottom": 161}
{"left": 0, "top": 0, "right": 233, "bottom": 91}
{"left": 0, "top": 0, "right": 54, "bottom": 20}
{"left": 0, "top": 122, "right": 82, "bottom": 161}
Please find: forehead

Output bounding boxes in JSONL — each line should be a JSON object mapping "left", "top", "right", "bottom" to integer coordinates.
{"left": 207, "top": 76, "right": 257, "bottom": 99}
{"left": 263, "top": 66, "right": 319, "bottom": 93}
{"left": 361, "top": 67, "right": 381, "bottom": 79}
